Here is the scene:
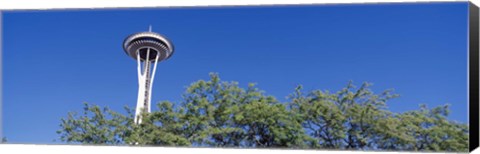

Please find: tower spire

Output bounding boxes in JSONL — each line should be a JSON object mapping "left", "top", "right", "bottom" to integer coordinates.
{"left": 149, "top": 25, "right": 152, "bottom": 32}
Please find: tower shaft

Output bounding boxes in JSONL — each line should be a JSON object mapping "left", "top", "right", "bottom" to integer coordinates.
{"left": 134, "top": 48, "right": 160, "bottom": 124}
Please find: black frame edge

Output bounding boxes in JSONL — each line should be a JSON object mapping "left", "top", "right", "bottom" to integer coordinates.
{"left": 469, "top": 1, "right": 480, "bottom": 152}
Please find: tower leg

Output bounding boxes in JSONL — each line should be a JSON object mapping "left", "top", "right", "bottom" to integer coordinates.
{"left": 134, "top": 48, "right": 160, "bottom": 124}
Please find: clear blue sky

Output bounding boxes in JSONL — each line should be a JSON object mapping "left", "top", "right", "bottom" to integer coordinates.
{"left": 2, "top": 2, "right": 469, "bottom": 144}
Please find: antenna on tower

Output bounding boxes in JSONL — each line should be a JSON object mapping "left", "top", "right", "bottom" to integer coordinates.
{"left": 148, "top": 25, "right": 152, "bottom": 32}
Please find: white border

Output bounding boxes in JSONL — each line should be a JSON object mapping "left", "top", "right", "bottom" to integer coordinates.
{"left": 0, "top": 144, "right": 455, "bottom": 154}
{"left": 0, "top": 0, "right": 476, "bottom": 154}
{"left": 0, "top": 0, "right": 469, "bottom": 10}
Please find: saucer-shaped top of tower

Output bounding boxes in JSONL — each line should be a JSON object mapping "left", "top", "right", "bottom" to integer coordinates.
{"left": 123, "top": 31, "right": 174, "bottom": 62}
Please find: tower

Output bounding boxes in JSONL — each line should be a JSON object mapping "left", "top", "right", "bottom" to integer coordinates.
{"left": 123, "top": 27, "right": 174, "bottom": 124}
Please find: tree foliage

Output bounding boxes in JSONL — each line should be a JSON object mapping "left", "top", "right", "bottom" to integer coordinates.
{"left": 57, "top": 73, "right": 469, "bottom": 152}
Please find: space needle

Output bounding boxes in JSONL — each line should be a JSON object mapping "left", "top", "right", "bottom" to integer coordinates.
{"left": 123, "top": 26, "right": 174, "bottom": 124}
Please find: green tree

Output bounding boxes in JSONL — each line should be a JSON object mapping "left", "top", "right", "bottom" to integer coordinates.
{"left": 392, "top": 104, "right": 469, "bottom": 151}
{"left": 57, "top": 102, "right": 190, "bottom": 146}
{"left": 177, "top": 73, "right": 310, "bottom": 148}
{"left": 288, "top": 82, "right": 401, "bottom": 150}
{"left": 57, "top": 73, "right": 469, "bottom": 152}
{"left": 56, "top": 103, "right": 132, "bottom": 145}
{"left": 288, "top": 82, "right": 468, "bottom": 152}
